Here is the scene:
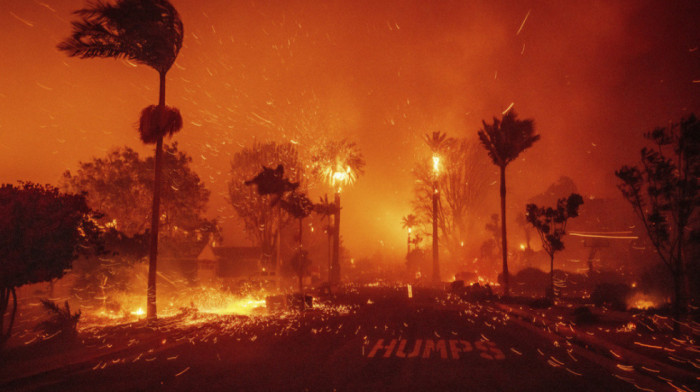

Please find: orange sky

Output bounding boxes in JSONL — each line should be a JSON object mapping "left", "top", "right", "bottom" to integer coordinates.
{"left": 1, "top": 0, "right": 698, "bottom": 257}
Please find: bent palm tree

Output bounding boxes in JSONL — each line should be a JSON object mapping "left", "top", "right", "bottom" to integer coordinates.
{"left": 59, "top": 0, "right": 184, "bottom": 320}
{"left": 478, "top": 110, "right": 539, "bottom": 296}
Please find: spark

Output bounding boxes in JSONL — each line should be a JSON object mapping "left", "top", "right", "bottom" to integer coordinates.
{"left": 36, "top": 82, "right": 53, "bottom": 91}
{"left": 616, "top": 364, "right": 635, "bottom": 372}
{"left": 502, "top": 102, "right": 514, "bottom": 115}
{"left": 516, "top": 10, "right": 531, "bottom": 35}
{"left": 10, "top": 12, "right": 34, "bottom": 27}
{"left": 36, "top": 2, "right": 56, "bottom": 12}
{"left": 569, "top": 232, "right": 638, "bottom": 239}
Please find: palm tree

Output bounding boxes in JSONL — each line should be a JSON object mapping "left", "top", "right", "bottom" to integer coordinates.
{"left": 478, "top": 110, "right": 539, "bottom": 296}
{"left": 245, "top": 165, "right": 299, "bottom": 280}
{"left": 311, "top": 139, "right": 365, "bottom": 285}
{"left": 401, "top": 214, "right": 418, "bottom": 256}
{"left": 314, "top": 194, "right": 337, "bottom": 287}
{"left": 58, "top": 0, "right": 184, "bottom": 320}
{"left": 423, "top": 132, "right": 452, "bottom": 284}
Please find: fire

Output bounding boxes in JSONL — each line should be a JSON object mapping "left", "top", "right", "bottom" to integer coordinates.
{"left": 432, "top": 154, "right": 441, "bottom": 174}
{"left": 627, "top": 292, "right": 661, "bottom": 310}
{"left": 84, "top": 285, "right": 269, "bottom": 327}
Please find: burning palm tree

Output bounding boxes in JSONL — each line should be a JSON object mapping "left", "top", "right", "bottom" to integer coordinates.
{"left": 311, "top": 139, "right": 365, "bottom": 285}
{"left": 424, "top": 131, "right": 452, "bottom": 284}
{"left": 58, "top": 0, "right": 184, "bottom": 320}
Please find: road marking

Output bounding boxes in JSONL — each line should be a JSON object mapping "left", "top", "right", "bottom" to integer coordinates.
{"left": 366, "top": 338, "right": 505, "bottom": 360}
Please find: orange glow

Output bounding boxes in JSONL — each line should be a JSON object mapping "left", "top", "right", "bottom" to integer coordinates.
{"left": 432, "top": 154, "right": 441, "bottom": 175}
{"left": 0, "top": 1, "right": 697, "bottom": 261}
{"left": 627, "top": 292, "right": 661, "bottom": 310}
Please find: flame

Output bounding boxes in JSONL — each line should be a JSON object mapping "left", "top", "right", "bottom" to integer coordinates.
{"left": 83, "top": 285, "right": 269, "bottom": 328}
{"left": 627, "top": 292, "right": 661, "bottom": 310}
{"left": 432, "top": 154, "right": 440, "bottom": 175}
{"left": 323, "top": 163, "right": 354, "bottom": 192}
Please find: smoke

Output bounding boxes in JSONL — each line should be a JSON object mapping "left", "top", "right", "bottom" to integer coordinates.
{"left": 0, "top": 0, "right": 698, "bottom": 258}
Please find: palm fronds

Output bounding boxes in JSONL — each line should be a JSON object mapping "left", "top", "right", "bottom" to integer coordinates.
{"left": 57, "top": 0, "right": 183, "bottom": 73}
{"left": 478, "top": 110, "right": 539, "bottom": 167}
{"left": 138, "top": 104, "right": 183, "bottom": 144}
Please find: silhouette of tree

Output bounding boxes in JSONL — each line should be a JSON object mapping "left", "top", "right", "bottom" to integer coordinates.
{"left": 245, "top": 165, "right": 299, "bottom": 202}
{"left": 311, "top": 139, "right": 365, "bottom": 285}
{"left": 229, "top": 143, "right": 302, "bottom": 274}
{"left": 62, "top": 144, "right": 217, "bottom": 300}
{"left": 59, "top": 0, "right": 184, "bottom": 321}
{"left": 281, "top": 191, "right": 314, "bottom": 245}
{"left": 526, "top": 193, "right": 584, "bottom": 298}
{"left": 0, "top": 183, "right": 102, "bottom": 348}
{"left": 61, "top": 144, "right": 217, "bottom": 253}
{"left": 616, "top": 114, "right": 699, "bottom": 331}
{"left": 478, "top": 110, "right": 540, "bottom": 296}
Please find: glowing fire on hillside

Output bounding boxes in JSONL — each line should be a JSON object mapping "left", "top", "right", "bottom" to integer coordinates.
{"left": 626, "top": 292, "right": 663, "bottom": 310}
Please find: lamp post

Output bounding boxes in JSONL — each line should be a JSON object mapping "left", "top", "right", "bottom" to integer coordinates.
{"left": 432, "top": 153, "right": 441, "bottom": 285}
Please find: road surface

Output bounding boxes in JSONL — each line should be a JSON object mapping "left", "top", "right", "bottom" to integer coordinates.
{"left": 3, "top": 286, "right": 680, "bottom": 391}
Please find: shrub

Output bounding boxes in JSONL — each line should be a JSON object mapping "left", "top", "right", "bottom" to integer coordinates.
{"left": 592, "top": 283, "right": 631, "bottom": 311}
{"left": 36, "top": 299, "right": 81, "bottom": 340}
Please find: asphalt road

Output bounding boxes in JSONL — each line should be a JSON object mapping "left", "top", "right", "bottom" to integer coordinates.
{"left": 4, "top": 286, "right": 680, "bottom": 392}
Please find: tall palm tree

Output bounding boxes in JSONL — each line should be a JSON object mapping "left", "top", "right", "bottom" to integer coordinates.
{"left": 401, "top": 214, "right": 418, "bottom": 255}
{"left": 314, "top": 194, "right": 337, "bottom": 287}
{"left": 478, "top": 110, "right": 539, "bottom": 296}
{"left": 423, "top": 131, "right": 452, "bottom": 284}
{"left": 311, "top": 139, "right": 365, "bottom": 285}
{"left": 58, "top": 0, "right": 184, "bottom": 320}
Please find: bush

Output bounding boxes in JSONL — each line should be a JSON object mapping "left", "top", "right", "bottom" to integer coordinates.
{"left": 512, "top": 268, "right": 548, "bottom": 295}
{"left": 572, "top": 306, "right": 598, "bottom": 324}
{"left": 592, "top": 283, "right": 631, "bottom": 311}
{"left": 36, "top": 299, "right": 81, "bottom": 341}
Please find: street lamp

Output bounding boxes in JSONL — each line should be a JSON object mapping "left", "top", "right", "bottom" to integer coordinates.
{"left": 431, "top": 153, "right": 441, "bottom": 284}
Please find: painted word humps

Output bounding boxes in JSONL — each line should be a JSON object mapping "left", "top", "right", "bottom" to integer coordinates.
{"left": 366, "top": 339, "right": 505, "bottom": 360}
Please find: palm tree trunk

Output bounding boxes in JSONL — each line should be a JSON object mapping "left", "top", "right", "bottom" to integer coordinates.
{"left": 299, "top": 275, "right": 304, "bottom": 310}
{"left": 275, "top": 203, "right": 281, "bottom": 289}
{"left": 500, "top": 165, "right": 509, "bottom": 297}
{"left": 327, "top": 216, "right": 332, "bottom": 288}
{"left": 1, "top": 287, "right": 17, "bottom": 348}
{"left": 432, "top": 179, "right": 440, "bottom": 284}
{"left": 147, "top": 71, "right": 167, "bottom": 321}
{"left": 299, "top": 217, "right": 303, "bottom": 246}
{"left": 332, "top": 192, "right": 341, "bottom": 285}
{"left": 549, "top": 253, "right": 555, "bottom": 299}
